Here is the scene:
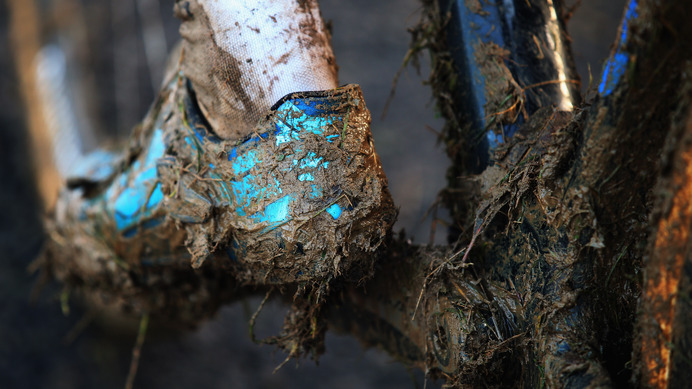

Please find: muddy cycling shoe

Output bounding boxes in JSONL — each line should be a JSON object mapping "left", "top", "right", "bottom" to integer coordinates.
{"left": 45, "top": 73, "right": 396, "bottom": 293}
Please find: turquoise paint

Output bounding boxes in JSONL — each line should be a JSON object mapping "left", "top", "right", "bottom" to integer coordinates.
{"left": 146, "top": 183, "right": 163, "bottom": 208}
{"left": 103, "top": 88, "right": 351, "bottom": 243}
{"left": 135, "top": 166, "right": 156, "bottom": 183}
{"left": 274, "top": 101, "right": 337, "bottom": 146}
{"left": 250, "top": 195, "right": 293, "bottom": 224}
{"left": 310, "top": 185, "right": 322, "bottom": 198}
{"left": 145, "top": 129, "right": 165, "bottom": 164}
{"left": 112, "top": 183, "right": 163, "bottom": 230}
{"left": 232, "top": 149, "right": 260, "bottom": 174}
{"left": 299, "top": 152, "right": 323, "bottom": 168}
{"left": 298, "top": 173, "right": 315, "bottom": 182}
{"left": 209, "top": 172, "right": 231, "bottom": 202}
{"left": 326, "top": 204, "right": 342, "bottom": 220}
{"left": 230, "top": 176, "right": 261, "bottom": 208}
{"left": 113, "top": 187, "right": 144, "bottom": 228}
{"left": 220, "top": 95, "right": 344, "bottom": 235}
{"left": 110, "top": 128, "right": 166, "bottom": 230}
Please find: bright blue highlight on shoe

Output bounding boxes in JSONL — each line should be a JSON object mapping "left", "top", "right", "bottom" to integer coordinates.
{"left": 599, "top": 0, "right": 638, "bottom": 96}
{"left": 326, "top": 204, "right": 342, "bottom": 220}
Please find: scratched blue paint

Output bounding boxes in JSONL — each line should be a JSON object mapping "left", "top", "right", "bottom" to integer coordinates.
{"left": 145, "top": 128, "right": 166, "bottom": 165}
{"left": 298, "top": 173, "right": 315, "bottom": 182}
{"left": 113, "top": 188, "right": 144, "bottom": 228}
{"left": 111, "top": 128, "right": 165, "bottom": 230}
{"left": 250, "top": 195, "right": 293, "bottom": 224}
{"left": 232, "top": 149, "right": 260, "bottom": 174}
{"left": 326, "top": 204, "right": 342, "bottom": 220}
{"left": 209, "top": 172, "right": 231, "bottom": 201}
{"left": 230, "top": 177, "right": 260, "bottom": 208}
{"left": 299, "top": 152, "right": 323, "bottom": 168}
{"left": 219, "top": 93, "right": 346, "bottom": 235}
{"left": 147, "top": 183, "right": 163, "bottom": 208}
{"left": 273, "top": 177, "right": 283, "bottom": 194}
{"left": 275, "top": 101, "right": 337, "bottom": 146}
{"left": 134, "top": 167, "right": 156, "bottom": 183}
{"left": 599, "top": 0, "right": 638, "bottom": 96}
{"left": 104, "top": 89, "right": 350, "bottom": 246}
{"left": 310, "top": 185, "right": 322, "bottom": 198}
{"left": 113, "top": 183, "right": 163, "bottom": 230}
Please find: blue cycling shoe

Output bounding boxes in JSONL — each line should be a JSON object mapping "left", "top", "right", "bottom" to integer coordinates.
{"left": 45, "top": 71, "right": 396, "bottom": 293}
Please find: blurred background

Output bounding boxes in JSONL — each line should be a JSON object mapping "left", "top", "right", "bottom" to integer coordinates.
{"left": 1, "top": 0, "right": 625, "bottom": 387}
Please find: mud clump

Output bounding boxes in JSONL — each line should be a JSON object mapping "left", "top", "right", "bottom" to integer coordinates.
{"left": 474, "top": 42, "right": 526, "bottom": 141}
{"left": 40, "top": 63, "right": 396, "bottom": 330}
{"left": 168, "top": 81, "right": 397, "bottom": 286}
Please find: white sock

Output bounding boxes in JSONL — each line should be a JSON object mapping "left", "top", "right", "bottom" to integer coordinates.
{"left": 177, "top": 0, "right": 339, "bottom": 139}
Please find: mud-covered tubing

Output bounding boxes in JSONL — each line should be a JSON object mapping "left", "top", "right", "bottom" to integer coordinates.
{"left": 436, "top": 0, "right": 580, "bottom": 172}
{"left": 401, "top": 0, "right": 644, "bottom": 386}
{"left": 42, "top": 70, "right": 395, "bottom": 320}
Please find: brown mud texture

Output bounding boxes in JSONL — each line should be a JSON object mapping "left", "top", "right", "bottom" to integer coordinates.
{"left": 40, "top": 59, "right": 395, "bottom": 342}
{"left": 32, "top": 0, "right": 692, "bottom": 388}
{"left": 342, "top": 0, "right": 692, "bottom": 387}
